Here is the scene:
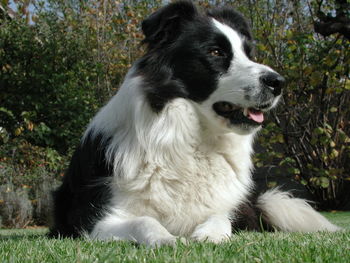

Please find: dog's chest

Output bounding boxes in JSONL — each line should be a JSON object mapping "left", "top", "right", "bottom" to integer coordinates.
{"left": 115, "top": 149, "right": 251, "bottom": 236}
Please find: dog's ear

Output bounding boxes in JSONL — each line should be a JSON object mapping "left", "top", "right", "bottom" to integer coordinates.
{"left": 142, "top": 1, "right": 197, "bottom": 51}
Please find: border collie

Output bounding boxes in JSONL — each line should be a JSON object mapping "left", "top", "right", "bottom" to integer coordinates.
{"left": 49, "top": 1, "right": 340, "bottom": 246}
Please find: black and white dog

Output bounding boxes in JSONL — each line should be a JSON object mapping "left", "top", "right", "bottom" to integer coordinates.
{"left": 50, "top": 1, "right": 340, "bottom": 246}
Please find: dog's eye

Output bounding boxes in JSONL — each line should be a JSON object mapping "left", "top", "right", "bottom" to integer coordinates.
{"left": 210, "top": 49, "right": 224, "bottom": 57}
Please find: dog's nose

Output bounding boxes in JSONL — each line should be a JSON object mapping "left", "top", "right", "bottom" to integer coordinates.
{"left": 260, "top": 72, "right": 285, "bottom": 96}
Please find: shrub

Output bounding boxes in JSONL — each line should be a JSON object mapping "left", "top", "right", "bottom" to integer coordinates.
{"left": 0, "top": 12, "right": 100, "bottom": 153}
{"left": 0, "top": 182, "right": 33, "bottom": 228}
{"left": 33, "top": 173, "right": 60, "bottom": 226}
{"left": 0, "top": 138, "right": 65, "bottom": 227}
{"left": 238, "top": 1, "right": 350, "bottom": 209}
{"left": 0, "top": 162, "right": 61, "bottom": 227}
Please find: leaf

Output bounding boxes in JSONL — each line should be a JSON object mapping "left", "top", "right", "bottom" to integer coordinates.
{"left": 289, "top": 45, "right": 297, "bottom": 51}
{"left": 313, "top": 127, "right": 324, "bottom": 135}
{"left": 257, "top": 43, "right": 267, "bottom": 51}
{"left": 267, "top": 181, "right": 277, "bottom": 188}
{"left": 320, "top": 136, "right": 330, "bottom": 146}
{"left": 0, "top": 107, "right": 15, "bottom": 119}
{"left": 330, "top": 149, "right": 339, "bottom": 159}
{"left": 301, "top": 179, "right": 308, "bottom": 185}
{"left": 324, "top": 123, "right": 333, "bottom": 132}
{"left": 276, "top": 134, "right": 284, "bottom": 143}
{"left": 345, "top": 79, "right": 350, "bottom": 90}
{"left": 303, "top": 66, "right": 313, "bottom": 75}
{"left": 320, "top": 177, "right": 330, "bottom": 188}
{"left": 1, "top": 0, "right": 9, "bottom": 7}
{"left": 279, "top": 157, "right": 295, "bottom": 166}
{"left": 14, "top": 127, "right": 23, "bottom": 136}
{"left": 286, "top": 30, "right": 294, "bottom": 39}
{"left": 337, "top": 129, "right": 350, "bottom": 143}
{"left": 310, "top": 72, "right": 322, "bottom": 86}
{"left": 256, "top": 162, "right": 264, "bottom": 168}
{"left": 287, "top": 167, "right": 300, "bottom": 175}
{"left": 27, "top": 121, "right": 34, "bottom": 131}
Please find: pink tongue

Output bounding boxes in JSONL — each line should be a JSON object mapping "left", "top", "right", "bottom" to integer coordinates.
{"left": 248, "top": 110, "right": 264, "bottom": 123}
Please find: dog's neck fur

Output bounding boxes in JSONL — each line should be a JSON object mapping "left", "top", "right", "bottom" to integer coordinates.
{"left": 85, "top": 72, "right": 255, "bottom": 186}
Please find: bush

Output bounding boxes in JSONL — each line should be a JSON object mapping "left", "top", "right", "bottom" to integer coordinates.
{"left": 238, "top": 1, "right": 350, "bottom": 209}
{"left": 34, "top": 174, "right": 60, "bottom": 226}
{"left": 0, "top": 0, "right": 160, "bottom": 228}
{"left": 0, "top": 138, "right": 64, "bottom": 227}
{"left": 0, "top": 182, "right": 33, "bottom": 228}
{"left": 0, "top": 163, "right": 61, "bottom": 227}
{"left": 0, "top": 12, "right": 100, "bottom": 153}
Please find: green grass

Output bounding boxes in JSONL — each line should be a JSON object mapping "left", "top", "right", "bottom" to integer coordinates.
{"left": 1, "top": 212, "right": 349, "bottom": 263}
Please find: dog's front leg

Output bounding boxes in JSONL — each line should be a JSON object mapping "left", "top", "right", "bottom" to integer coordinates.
{"left": 191, "top": 214, "right": 232, "bottom": 243}
{"left": 91, "top": 215, "right": 180, "bottom": 247}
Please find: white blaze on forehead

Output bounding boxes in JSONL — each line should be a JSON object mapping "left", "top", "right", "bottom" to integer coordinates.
{"left": 212, "top": 19, "right": 249, "bottom": 61}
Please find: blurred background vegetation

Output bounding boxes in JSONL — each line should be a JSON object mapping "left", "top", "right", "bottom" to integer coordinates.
{"left": 0, "top": 0, "right": 349, "bottom": 228}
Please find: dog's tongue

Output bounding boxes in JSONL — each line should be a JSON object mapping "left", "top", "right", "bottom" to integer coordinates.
{"left": 248, "top": 109, "right": 264, "bottom": 123}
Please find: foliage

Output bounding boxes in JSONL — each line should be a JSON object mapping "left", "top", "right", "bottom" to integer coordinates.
{"left": 313, "top": 0, "right": 350, "bottom": 40}
{"left": 238, "top": 0, "right": 350, "bottom": 209}
{"left": 0, "top": 182, "right": 33, "bottom": 228}
{"left": 0, "top": 138, "right": 65, "bottom": 185}
{"left": 0, "top": 1, "right": 162, "bottom": 153}
{"left": 0, "top": 138, "right": 63, "bottom": 227}
{"left": 0, "top": 12, "right": 101, "bottom": 152}
{"left": 0, "top": 0, "right": 162, "bottom": 227}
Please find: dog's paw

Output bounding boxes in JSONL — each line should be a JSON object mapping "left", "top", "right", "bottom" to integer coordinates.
{"left": 191, "top": 216, "right": 231, "bottom": 243}
{"left": 147, "top": 235, "right": 177, "bottom": 247}
{"left": 191, "top": 229, "right": 230, "bottom": 243}
{"left": 147, "top": 236, "right": 188, "bottom": 247}
{"left": 191, "top": 224, "right": 231, "bottom": 244}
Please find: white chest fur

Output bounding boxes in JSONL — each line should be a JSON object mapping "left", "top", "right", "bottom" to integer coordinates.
{"left": 88, "top": 85, "right": 255, "bottom": 238}
{"left": 101, "top": 97, "right": 255, "bottom": 237}
{"left": 112, "top": 146, "right": 252, "bottom": 236}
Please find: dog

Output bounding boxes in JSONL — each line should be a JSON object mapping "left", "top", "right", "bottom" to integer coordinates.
{"left": 49, "top": 1, "right": 340, "bottom": 246}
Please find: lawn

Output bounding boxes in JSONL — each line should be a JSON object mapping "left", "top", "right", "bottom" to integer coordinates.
{"left": 0, "top": 212, "right": 349, "bottom": 263}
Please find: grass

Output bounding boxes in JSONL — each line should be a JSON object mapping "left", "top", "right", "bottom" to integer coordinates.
{"left": 0, "top": 212, "right": 349, "bottom": 263}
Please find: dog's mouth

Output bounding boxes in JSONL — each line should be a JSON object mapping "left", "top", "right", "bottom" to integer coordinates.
{"left": 213, "top": 101, "right": 270, "bottom": 126}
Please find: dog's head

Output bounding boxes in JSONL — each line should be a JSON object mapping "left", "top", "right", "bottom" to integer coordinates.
{"left": 140, "top": 1, "right": 285, "bottom": 135}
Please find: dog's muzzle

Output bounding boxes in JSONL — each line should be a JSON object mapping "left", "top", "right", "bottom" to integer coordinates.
{"left": 213, "top": 72, "right": 285, "bottom": 127}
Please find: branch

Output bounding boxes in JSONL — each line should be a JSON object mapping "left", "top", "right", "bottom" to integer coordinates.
{"left": 314, "top": 0, "right": 350, "bottom": 40}
{"left": 314, "top": 20, "right": 350, "bottom": 40}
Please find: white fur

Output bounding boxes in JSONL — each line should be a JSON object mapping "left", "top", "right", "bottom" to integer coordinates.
{"left": 89, "top": 73, "right": 255, "bottom": 244}
{"left": 87, "top": 20, "right": 340, "bottom": 246}
{"left": 191, "top": 214, "right": 232, "bottom": 243}
{"left": 257, "top": 189, "right": 341, "bottom": 232}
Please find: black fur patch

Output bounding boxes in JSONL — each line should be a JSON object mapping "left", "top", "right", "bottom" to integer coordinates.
{"left": 138, "top": 1, "right": 252, "bottom": 112}
{"left": 232, "top": 195, "right": 274, "bottom": 232}
{"left": 141, "top": 1, "right": 198, "bottom": 52}
{"left": 49, "top": 132, "right": 113, "bottom": 238}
